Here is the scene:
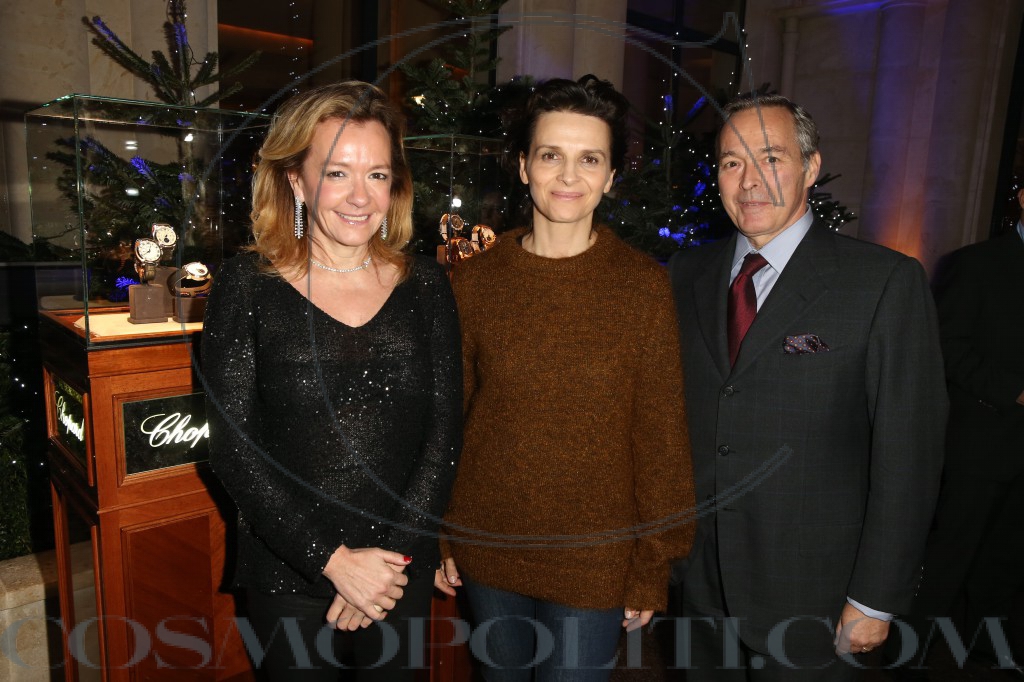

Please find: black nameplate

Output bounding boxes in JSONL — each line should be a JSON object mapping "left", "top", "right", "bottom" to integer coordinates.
{"left": 122, "top": 392, "right": 209, "bottom": 474}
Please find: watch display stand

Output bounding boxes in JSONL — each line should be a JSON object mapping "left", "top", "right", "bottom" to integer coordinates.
{"left": 127, "top": 284, "right": 168, "bottom": 324}
{"left": 155, "top": 265, "right": 177, "bottom": 316}
{"left": 404, "top": 134, "right": 505, "bottom": 266}
{"left": 26, "top": 94, "right": 269, "bottom": 348}
{"left": 172, "top": 296, "right": 207, "bottom": 323}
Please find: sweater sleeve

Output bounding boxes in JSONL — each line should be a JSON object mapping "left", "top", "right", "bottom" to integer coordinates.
{"left": 623, "top": 268, "right": 697, "bottom": 612}
{"left": 438, "top": 262, "right": 477, "bottom": 561}
{"left": 202, "top": 256, "right": 341, "bottom": 583}
{"left": 382, "top": 259, "right": 463, "bottom": 563}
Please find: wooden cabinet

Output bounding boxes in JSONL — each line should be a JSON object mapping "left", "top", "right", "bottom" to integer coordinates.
{"left": 42, "top": 311, "right": 252, "bottom": 681}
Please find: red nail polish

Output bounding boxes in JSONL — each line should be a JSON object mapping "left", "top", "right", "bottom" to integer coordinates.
{"left": 404, "top": 556, "right": 413, "bottom": 563}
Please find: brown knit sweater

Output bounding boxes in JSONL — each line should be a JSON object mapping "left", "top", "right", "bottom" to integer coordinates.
{"left": 442, "top": 226, "right": 695, "bottom": 612}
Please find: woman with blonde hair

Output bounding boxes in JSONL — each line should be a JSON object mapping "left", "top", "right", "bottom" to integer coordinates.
{"left": 203, "top": 81, "right": 461, "bottom": 680}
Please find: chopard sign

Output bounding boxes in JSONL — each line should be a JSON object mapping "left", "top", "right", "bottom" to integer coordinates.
{"left": 140, "top": 412, "right": 209, "bottom": 449}
{"left": 53, "top": 378, "right": 87, "bottom": 464}
{"left": 122, "top": 392, "right": 209, "bottom": 474}
{"left": 56, "top": 394, "right": 85, "bottom": 442}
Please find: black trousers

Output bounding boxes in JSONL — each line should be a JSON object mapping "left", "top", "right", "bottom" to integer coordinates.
{"left": 895, "top": 466, "right": 1024, "bottom": 666}
{"left": 244, "top": 572, "right": 435, "bottom": 681}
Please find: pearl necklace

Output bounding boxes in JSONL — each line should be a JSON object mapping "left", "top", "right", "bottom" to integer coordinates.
{"left": 310, "top": 256, "right": 372, "bottom": 273}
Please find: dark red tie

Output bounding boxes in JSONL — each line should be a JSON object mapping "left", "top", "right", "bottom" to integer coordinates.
{"left": 728, "top": 252, "right": 769, "bottom": 366}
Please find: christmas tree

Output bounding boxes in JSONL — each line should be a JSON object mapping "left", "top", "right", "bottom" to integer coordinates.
{"left": 0, "top": 331, "right": 31, "bottom": 560}
{"left": 400, "top": 0, "right": 511, "bottom": 136}
{"left": 399, "top": 0, "right": 523, "bottom": 252}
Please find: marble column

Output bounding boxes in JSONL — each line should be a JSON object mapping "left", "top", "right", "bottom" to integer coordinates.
{"left": 921, "top": 0, "right": 1019, "bottom": 260}
{"left": 779, "top": 16, "right": 799, "bottom": 99}
{"left": 859, "top": 0, "right": 1021, "bottom": 268}
{"left": 856, "top": 0, "right": 931, "bottom": 262}
{"left": 497, "top": 0, "right": 627, "bottom": 88}
{"left": 572, "top": 0, "right": 626, "bottom": 87}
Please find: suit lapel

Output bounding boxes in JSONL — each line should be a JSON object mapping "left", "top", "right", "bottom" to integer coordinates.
{"left": 692, "top": 235, "right": 735, "bottom": 379}
{"left": 730, "top": 223, "right": 838, "bottom": 377}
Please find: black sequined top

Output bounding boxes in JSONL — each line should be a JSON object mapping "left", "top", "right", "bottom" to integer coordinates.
{"left": 202, "top": 252, "right": 462, "bottom": 597}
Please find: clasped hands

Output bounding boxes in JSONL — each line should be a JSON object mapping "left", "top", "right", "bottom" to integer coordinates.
{"left": 322, "top": 546, "right": 411, "bottom": 631}
{"left": 436, "top": 558, "right": 654, "bottom": 632}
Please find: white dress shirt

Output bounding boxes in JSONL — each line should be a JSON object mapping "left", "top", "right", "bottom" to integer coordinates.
{"left": 729, "top": 208, "right": 814, "bottom": 310}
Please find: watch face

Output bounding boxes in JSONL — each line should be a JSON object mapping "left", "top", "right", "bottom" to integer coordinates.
{"left": 152, "top": 223, "right": 177, "bottom": 248}
{"left": 135, "top": 239, "right": 162, "bottom": 263}
{"left": 183, "top": 262, "right": 210, "bottom": 279}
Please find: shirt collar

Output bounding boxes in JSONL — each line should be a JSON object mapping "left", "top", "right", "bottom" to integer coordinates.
{"left": 732, "top": 207, "right": 815, "bottom": 273}
{"left": 1017, "top": 220, "right": 1023, "bottom": 243}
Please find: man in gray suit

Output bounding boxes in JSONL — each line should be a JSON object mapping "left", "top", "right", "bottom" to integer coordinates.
{"left": 668, "top": 94, "right": 948, "bottom": 680}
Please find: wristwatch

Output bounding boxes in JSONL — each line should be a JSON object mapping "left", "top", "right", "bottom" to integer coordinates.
{"left": 151, "top": 223, "right": 177, "bottom": 258}
{"left": 168, "top": 261, "right": 213, "bottom": 297}
{"left": 134, "top": 238, "right": 162, "bottom": 283}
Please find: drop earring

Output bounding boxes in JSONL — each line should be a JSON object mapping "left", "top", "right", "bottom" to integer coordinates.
{"left": 294, "top": 197, "right": 304, "bottom": 239}
{"left": 379, "top": 216, "right": 388, "bottom": 241}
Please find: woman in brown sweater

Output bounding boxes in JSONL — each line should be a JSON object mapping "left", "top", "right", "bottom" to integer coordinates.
{"left": 437, "top": 75, "right": 696, "bottom": 681}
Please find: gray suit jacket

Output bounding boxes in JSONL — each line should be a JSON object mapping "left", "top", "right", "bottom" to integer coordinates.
{"left": 668, "top": 222, "right": 947, "bottom": 654}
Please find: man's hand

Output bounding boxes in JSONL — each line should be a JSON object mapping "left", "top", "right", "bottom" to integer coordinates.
{"left": 834, "top": 602, "right": 890, "bottom": 655}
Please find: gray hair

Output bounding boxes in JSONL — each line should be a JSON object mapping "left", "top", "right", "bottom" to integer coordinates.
{"left": 719, "top": 94, "right": 820, "bottom": 169}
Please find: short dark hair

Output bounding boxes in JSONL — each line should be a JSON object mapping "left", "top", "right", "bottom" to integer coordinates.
{"left": 505, "top": 74, "right": 630, "bottom": 174}
{"left": 718, "top": 93, "right": 820, "bottom": 169}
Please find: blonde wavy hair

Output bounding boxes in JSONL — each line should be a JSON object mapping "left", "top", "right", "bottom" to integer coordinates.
{"left": 249, "top": 81, "right": 413, "bottom": 279}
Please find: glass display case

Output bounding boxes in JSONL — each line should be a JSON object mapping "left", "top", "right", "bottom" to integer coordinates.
{"left": 26, "top": 94, "right": 268, "bottom": 349}
{"left": 404, "top": 134, "right": 508, "bottom": 257}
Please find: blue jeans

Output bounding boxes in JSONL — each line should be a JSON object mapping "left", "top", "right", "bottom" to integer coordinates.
{"left": 462, "top": 576, "right": 622, "bottom": 682}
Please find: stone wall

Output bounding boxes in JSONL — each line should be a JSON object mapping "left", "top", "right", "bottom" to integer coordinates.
{"left": 0, "top": 543, "right": 99, "bottom": 681}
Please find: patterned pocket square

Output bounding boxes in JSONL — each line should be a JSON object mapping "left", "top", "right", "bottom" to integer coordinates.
{"left": 783, "top": 334, "right": 830, "bottom": 354}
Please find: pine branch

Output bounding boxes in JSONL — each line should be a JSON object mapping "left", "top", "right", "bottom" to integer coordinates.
{"left": 191, "top": 52, "right": 218, "bottom": 86}
{"left": 83, "top": 0, "right": 259, "bottom": 106}
{"left": 83, "top": 17, "right": 152, "bottom": 76}
{"left": 195, "top": 83, "right": 244, "bottom": 108}
{"left": 216, "top": 50, "right": 261, "bottom": 82}
{"left": 149, "top": 51, "right": 178, "bottom": 101}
